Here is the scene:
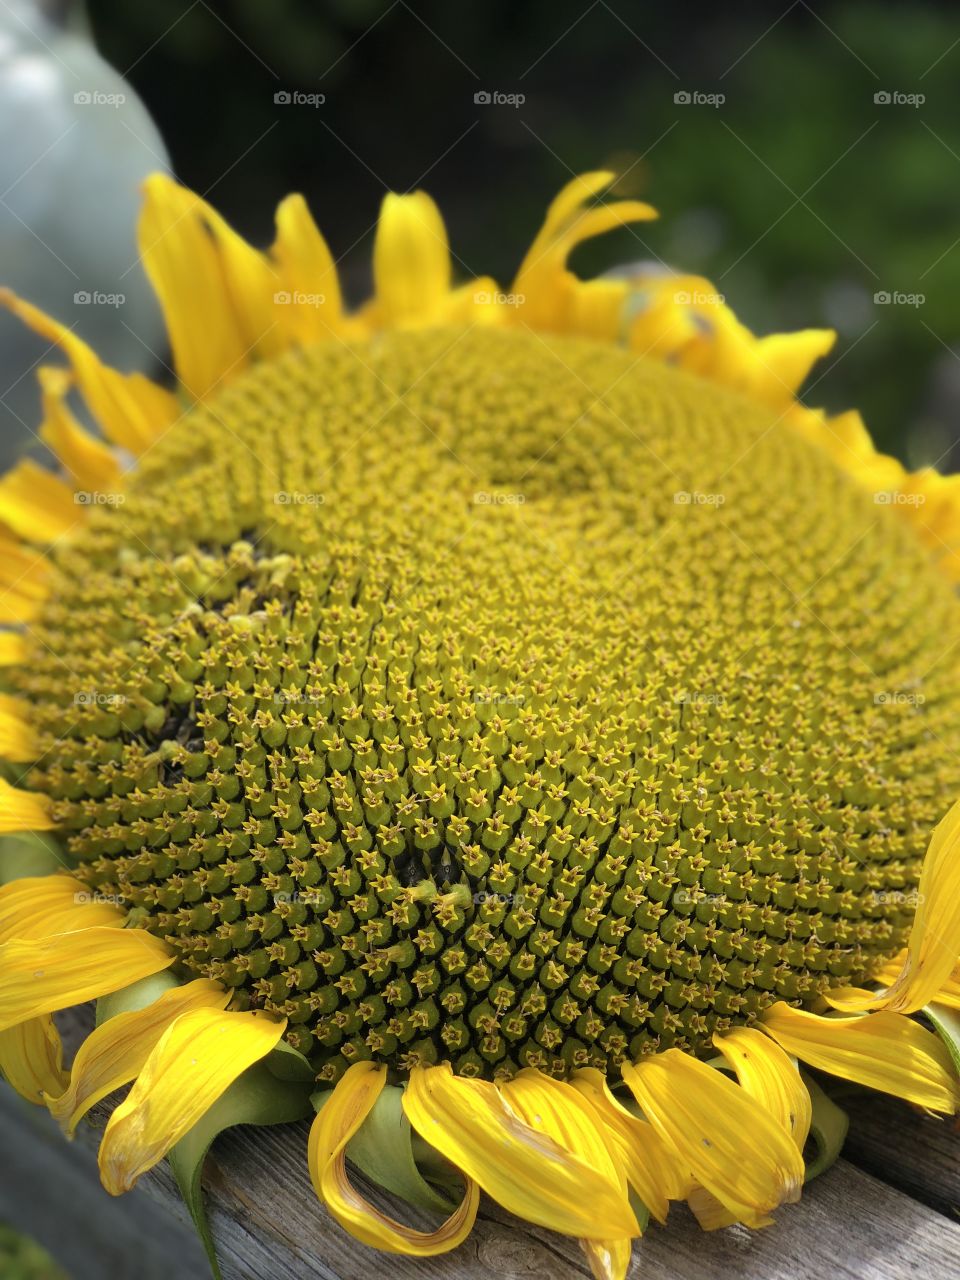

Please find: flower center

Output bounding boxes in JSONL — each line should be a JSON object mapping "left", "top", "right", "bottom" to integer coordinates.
{"left": 18, "top": 328, "right": 960, "bottom": 1081}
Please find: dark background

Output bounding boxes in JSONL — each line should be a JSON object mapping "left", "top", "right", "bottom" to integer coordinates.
{"left": 82, "top": 0, "right": 960, "bottom": 466}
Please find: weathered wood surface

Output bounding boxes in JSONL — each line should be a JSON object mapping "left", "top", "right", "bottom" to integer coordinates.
{"left": 1, "top": 1005, "right": 959, "bottom": 1280}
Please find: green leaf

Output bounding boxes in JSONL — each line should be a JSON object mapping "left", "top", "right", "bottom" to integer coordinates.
{"left": 313, "top": 1081, "right": 459, "bottom": 1214}
{"left": 95, "top": 971, "right": 181, "bottom": 1026}
{"left": 169, "top": 1062, "right": 313, "bottom": 1280}
{"left": 265, "top": 1038, "right": 316, "bottom": 1082}
{"left": 0, "top": 832, "right": 68, "bottom": 884}
{"left": 802, "top": 1071, "right": 849, "bottom": 1182}
{"left": 925, "top": 1002, "right": 960, "bottom": 1076}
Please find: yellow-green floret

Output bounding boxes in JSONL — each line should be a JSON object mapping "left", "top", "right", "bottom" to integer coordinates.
{"left": 15, "top": 328, "right": 960, "bottom": 1082}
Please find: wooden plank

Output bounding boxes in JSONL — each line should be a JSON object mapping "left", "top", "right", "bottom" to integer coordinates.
{"left": 839, "top": 1088, "right": 960, "bottom": 1219}
{"left": 0, "top": 1085, "right": 209, "bottom": 1280}
{"left": 8, "top": 1007, "right": 960, "bottom": 1279}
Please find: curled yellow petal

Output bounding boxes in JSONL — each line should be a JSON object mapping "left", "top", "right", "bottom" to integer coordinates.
{"left": 0, "top": 926, "right": 173, "bottom": 1031}
{"left": 623, "top": 1050, "right": 804, "bottom": 1229}
{"left": 272, "top": 193, "right": 344, "bottom": 342}
{"left": 47, "top": 978, "right": 230, "bottom": 1136}
{"left": 98, "top": 1006, "right": 286, "bottom": 1193}
{"left": 0, "top": 1014, "right": 66, "bottom": 1104}
{"left": 0, "top": 633, "right": 26, "bottom": 666}
{"left": 37, "top": 367, "right": 123, "bottom": 492}
{"left": 403, "top": 1062, "right": 637, "bottom": 1240}
{"left": 0, "top": 695, "right": 36, "bottom": 762}
{"left": 826, "top": 799, "right": 960, "bottom": 1015}
{"left": 760, "top": 1003, "right": 959, "bottom": 1114}
{"left": 570, "top": 1067, "right": 680, "bottom": 1219}
{"left": 499, "top": 1069, "right": 636, "bottom": 1267}
{"left": 0, "top": 287, "right": 176, "bottom": 453}
{"left": 0, "top": 872, "right": 123, "bottom": 944}
{"left": 309, "top": 1060, "right": 479, "bottom": 1255}
{"left": 0, "top": 461, "right": 82, "bottom": 543}
{"left": 372, "top": 192, "right": 452, "bottom": 328}
{"left": 513, "top": 172, "right": 656, "bottom": 333}
{"left": 713, "top": 1026, "right": 811, "bottom": 1152}
{"left": 139, "top": 174, "right": 283, "bottom": 400}
{"left": 0, "top": 778, "right": 55, "bottom": 833}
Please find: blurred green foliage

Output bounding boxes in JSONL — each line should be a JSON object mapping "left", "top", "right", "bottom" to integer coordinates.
{"left": 86, "top": 0, "right": 960, "bottom": 462}
{"left": 0, "top": 1225, "right": 68, "bottom": 1280}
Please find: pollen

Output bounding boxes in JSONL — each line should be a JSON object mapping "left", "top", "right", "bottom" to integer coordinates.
{"left": 15, "top": 327, "right": 960, "bottom": 1083}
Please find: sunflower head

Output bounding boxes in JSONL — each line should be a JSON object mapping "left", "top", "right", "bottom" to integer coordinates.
{"left": 2, "top": 171, "right": 960, "bottom": 1279}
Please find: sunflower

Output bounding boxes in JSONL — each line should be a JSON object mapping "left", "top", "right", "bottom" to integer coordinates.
{"left": 2, "top": 170, "right": 960, "bottom": 1280}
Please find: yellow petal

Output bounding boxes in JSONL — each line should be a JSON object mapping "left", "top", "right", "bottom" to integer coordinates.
{"left": 753, "top": 329, "right": 836, "bottom": 398}
{"left": 98, "top": 1006, "right": 286, "bottom": 1193}
{"left": 0, "top": 1013, "right": 66, "bottom": 1103}
{"left": 499, "top": 1069, "right": 636, "bottom": 1264}
{"left": 713, "top": 1027, "right": 811, "bottom": 1151}
{"left": 0, "top": 288, "right": 176, "bottom": 453}
{"left": 0, "top": 778, "right": 55, "bottom": 833}
{"left": 0, "top": 461, "right": 82, "bottom": 543}
{"left": 0, "top": 633, "right": 26, "bottom": 665}
{"left": 580, "top": 1237, "right": 634, "bottom": 1280}
{"left": 760, "top": 1003, "right": 959, "bottom": 1113}
{"left": 272, "top": 194, "right": 344, "bottom": 342}
{"left": 513, "top": 173, "right": 656, "bottom": 333}
{"left": 521, "top": 171, "right": 620, "bottom": 258}
{"left": 37, "top": 367, "right": 123, "bottom": 492}
{"left": 0, "top": 537, "right": 49, "bottom": 624}
{"left": 139, "top": 174, "right": 283, "bottom": 400}
{"left": 0, "top": 694, "right": 36, "bottom": 762}
{"left": 403, "top": 1062, "right": 637, "bottom": 1240}
{"left": 372, "top": 192, "right": 452, "bottom": 328}
{"left": 570, "top": 1067, "right": 680, "bottom": 1218}
{"left": 826, "top": 799, "right": 960, "bottom": 1015}
{"left": 0, "top": 872, "right": 123, "bottom": 943}
{"left": 622, "top": 1050, "right": 804, "bottom": 1229}
{"left": 47, "top": 978, "right": 230, "bottom": 1136}
{"left": 309, "top": 1060, "right": 479, "bottom": 1255}
{"left": 0, "top": 926, "right": 173, "bottom": 1030}
{"left": 0, "top": 537, "right": 49, "bottom": 598}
